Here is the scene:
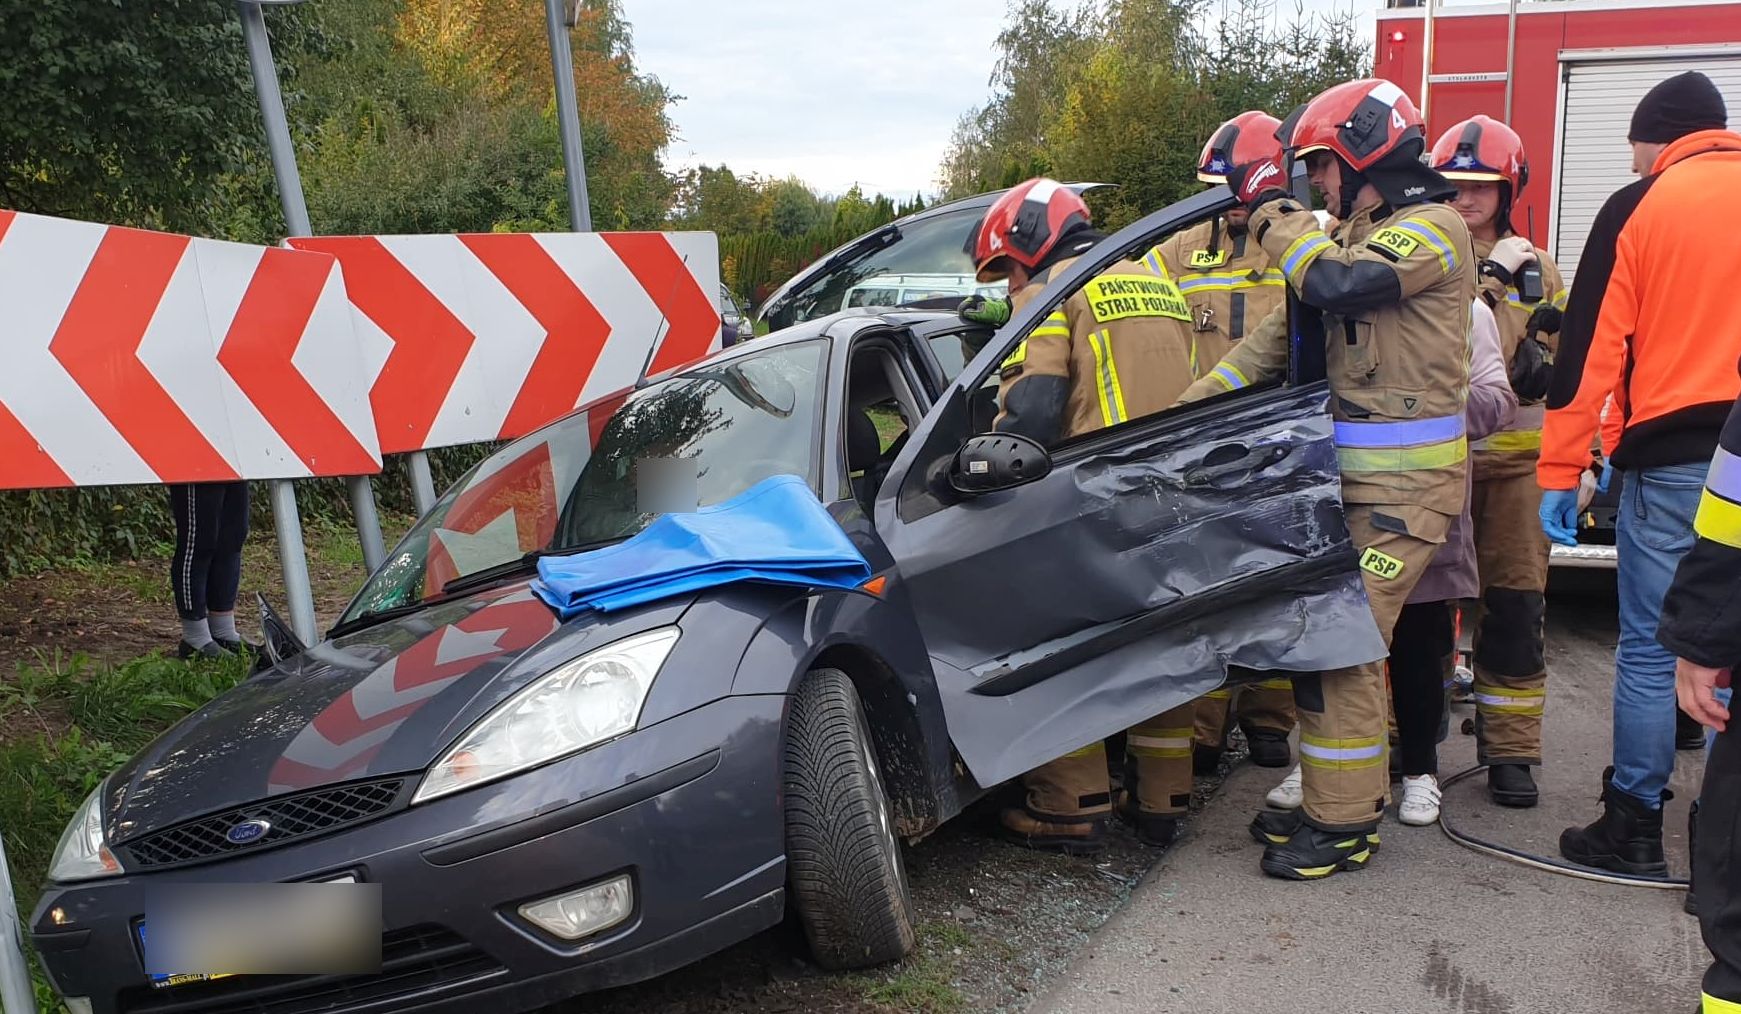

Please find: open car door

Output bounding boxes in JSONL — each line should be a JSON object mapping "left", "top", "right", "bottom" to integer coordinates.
{"left": 874, "top": 187, "right": 1388, "bottom": 790}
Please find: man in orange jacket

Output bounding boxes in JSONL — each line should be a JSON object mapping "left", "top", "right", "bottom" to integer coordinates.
{"left": 1538, "top": 70, "right": 1741, "bottom": 877}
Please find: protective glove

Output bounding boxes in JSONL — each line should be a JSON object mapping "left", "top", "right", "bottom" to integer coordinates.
{"left": 1597, "top": 460, "right": 1614, "bottom": 494}
{"left": 1488, "top": 235, "right": 1538, "bottom": 275}
{"left": 1539, "top": 487, "right": 1581, "bottom": 546}
{"left": 1226, "top": 152, "right": 1290, "bottom": 209}
{"left": 957, "top": 294, "right": 1010, "bottom": 327}
{"left": 1525, "top": 302, "right": 1562, "bottom": 338}
{"left": 1507, "top": 335, "right": 1554, "bottom": 402}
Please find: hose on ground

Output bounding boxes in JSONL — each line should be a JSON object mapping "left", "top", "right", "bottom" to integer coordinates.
{"left": 1436, "top": 763, "right": 1690, "bottom": 889}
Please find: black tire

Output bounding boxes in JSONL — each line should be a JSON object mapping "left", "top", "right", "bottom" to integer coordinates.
{"left": 782, "top": 668, "right": 916, "bottom": 969}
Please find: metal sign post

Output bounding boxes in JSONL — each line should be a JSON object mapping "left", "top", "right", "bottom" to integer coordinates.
{"left": 546, "top": 0, "right": 592, "bottom": 232}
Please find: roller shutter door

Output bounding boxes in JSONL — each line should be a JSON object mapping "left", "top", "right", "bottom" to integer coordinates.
{"left": 1554, "top": 53, "right": 1741, "bottom": 282}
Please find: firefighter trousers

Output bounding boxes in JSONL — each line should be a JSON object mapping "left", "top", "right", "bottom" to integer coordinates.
{"left": 1698, "top": 723, "right": 1740, "bottom": 1009}
{"left": 1022, "top": 702, "right": 1198, "bottom": 821}
{"left": 1298, "top": 504, "right": 1445, "bottom": 831}
{"left": 1471, "top": 471, "right": 1550, "bottom": 765}
{"left": 1193, "top": 672, "right": 1296, "bottom": 749}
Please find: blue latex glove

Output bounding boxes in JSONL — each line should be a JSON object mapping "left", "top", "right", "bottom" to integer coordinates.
{"left": 1540, "top": 488, "right": 1581, "bottom": 546}
{"left": 1596, "top": 462, "right": 1614, "bottom": 494}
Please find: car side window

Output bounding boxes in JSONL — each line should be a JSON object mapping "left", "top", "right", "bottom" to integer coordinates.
{"left": 783, "top": 209, "right": 1006, "bottom": 326}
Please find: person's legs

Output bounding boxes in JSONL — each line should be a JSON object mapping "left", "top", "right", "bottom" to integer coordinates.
{"left": 1470, "top": 473, "right": 1552, "bottom": 806}
{"left": 1611, "top": 463, "right": 1708, "bottom": 806}
{"left": 1390, "top": 600, "right": 1453, "bottom": 778}
{"left": 1236, "top": 677, "right": 1296, "bottom": 767}
{"left": 1001, "top": 744, "right": 1112, "bottom": 854}
{"left": 1695, "top": 725, "right": 1741, "bottom": 1008}
{"left": 205, "top": 481, "right": 251, "bottom": 648}
{"left": 168, "top": 483, "right": 227, "bottom": 656}
{"left": 1192, "top": 689, "right": 1233, "bottom": 774}
{"left": 1121, "top": 701, "right": 1197, "bottom": 846}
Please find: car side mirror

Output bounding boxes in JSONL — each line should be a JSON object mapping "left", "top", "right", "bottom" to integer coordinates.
{"left": 950, "top": 432, "right": 1051, "bottom": 494}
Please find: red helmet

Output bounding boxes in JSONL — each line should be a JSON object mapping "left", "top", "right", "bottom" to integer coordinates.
{"left": 965, "top": 178, "right": 1092, "bottom": 282}
{"left": 1288, "top": 78, "right": 1424, "bottom": 172}
{"left": 1430, "top": 115, "right": 1529, "bottom": 196}
{"left": 1197, "top": 111, "right": 1284, "bottom": 184}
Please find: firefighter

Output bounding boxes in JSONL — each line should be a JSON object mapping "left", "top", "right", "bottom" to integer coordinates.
{"left": 961, "top": 178, "right": 1202, "bottom": 854}
{"left": 1175, "top": 78, "right": 1475, "bottom": 880}
{"left": 1145, "top": 110, "right": 1297, "bottom": 772}
{"left": 1429, "top": 115, "right": 1566, "bottom": 808}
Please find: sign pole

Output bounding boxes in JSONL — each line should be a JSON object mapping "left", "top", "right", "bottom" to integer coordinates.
{"left": 238, "top": 0, "right": 387, "bottom": 596}
{"left": 407, "top": 452, "right": 439, "bottom": 517}
{"left": 545, "top": 0, "right": 593, "bottom": 232}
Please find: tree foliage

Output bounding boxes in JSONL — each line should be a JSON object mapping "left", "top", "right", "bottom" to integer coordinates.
{"left": 941, "top": 0, "right": 1370, "bottom": 227}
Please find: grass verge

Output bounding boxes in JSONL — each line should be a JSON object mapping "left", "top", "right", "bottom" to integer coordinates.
{"left": 2, "top": 649, "right": 253, "bottom": 1011}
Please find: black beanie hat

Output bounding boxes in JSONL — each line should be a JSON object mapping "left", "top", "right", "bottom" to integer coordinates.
{"left": 1629, "top": 70, "right": 1728, "bottom": 144}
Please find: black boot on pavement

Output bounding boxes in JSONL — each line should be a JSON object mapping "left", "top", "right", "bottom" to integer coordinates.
{"left": 1559, "top": 766, "right": 1670, "bottom": 878}
{"left": 1487, "top": 763, "right": 1539, "bottom": 808}
{"left": 1244, "top": 727, "right": 1293, "bottom": 768}
{"left": 1259, "top": 820, "right": 1379, "bottom": 881}
{"left": 1192, "top": 743, "right": 1223, "bottom": 777}
{"left": 1114, "top": 792, "right": 1179, "bottom": 848}
{"left": 1249, "top": 808, "right": 1380, "bottom": 853}
{"left": 998, "top": 807, "right": 1107, "bottom": 856}
{"left": 1677, "top": 708, "right": 1708, "bottom": 751}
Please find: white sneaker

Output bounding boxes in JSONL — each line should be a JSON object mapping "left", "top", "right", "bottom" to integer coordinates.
{"left": 1265, "top": 764, "right": 1303, "bottom": 809}
{"left": 1399, "top": 774, "right": 1443, "bottom": 826}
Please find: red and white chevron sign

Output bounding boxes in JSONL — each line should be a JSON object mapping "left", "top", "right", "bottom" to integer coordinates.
{"left": 0, "top": 210, "right": 382, "bottom": 490}
{"left": 288, "top": 231, "right": 721, "bottom": 454}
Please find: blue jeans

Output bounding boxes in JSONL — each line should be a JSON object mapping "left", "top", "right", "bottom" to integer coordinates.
{"left": 1613, "top": 462, "right": 1710, "bottom": 808}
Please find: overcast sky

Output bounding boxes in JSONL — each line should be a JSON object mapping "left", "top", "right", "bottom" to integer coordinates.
{"left": 619, "top": 0, "right": 1392, "bottom": 201}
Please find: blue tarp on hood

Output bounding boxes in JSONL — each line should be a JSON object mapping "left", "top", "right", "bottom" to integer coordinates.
{"left": 530, "top": 474, "right": 872, "bottom": 619}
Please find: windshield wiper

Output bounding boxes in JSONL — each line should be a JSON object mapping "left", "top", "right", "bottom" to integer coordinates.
{"left": 440, "top": 537, "right": 628, "bottom": 597}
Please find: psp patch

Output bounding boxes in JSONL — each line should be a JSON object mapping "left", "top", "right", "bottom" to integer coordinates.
{"left": 1082, "top": 274, "right": 1191, "bottom": 324}
{"left": 1367, "top": 227, "right": 1420, "bottom": 261}
{"left": 1188, "top": 248, "right": 1229, "bottom": 268}
{"left": 1000, "top": 340, "right": 1027, "bottom": 373}
{"left": 1358, "top": 547, "right": 1406, "bottom": 581}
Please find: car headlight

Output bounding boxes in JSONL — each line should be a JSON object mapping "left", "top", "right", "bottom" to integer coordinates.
{"left": 48, "top": 782, "right": 121, "bottom": 883}
{"left": 413, "top": 627, "right": 681, "bottom": 804}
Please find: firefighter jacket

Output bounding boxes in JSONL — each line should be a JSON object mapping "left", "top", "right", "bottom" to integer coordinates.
{"left": 993, "top": 255, "right": 1197, "bottom": 444}
{"left": 1175, "top": 197, "right": 1476, "bottom": 525}
{"left": 1144, "top": 217, "right": 1286, "bottom": 378}
{"left": 1540, "top": 129, "right": 1741, "bottom": 491}
{"left": 1469, "top": 235, "right": 1566, "bottom": 481}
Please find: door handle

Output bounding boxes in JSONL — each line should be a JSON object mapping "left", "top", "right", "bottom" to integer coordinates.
{"left": 1183, "top": 442, "right": 1291, "bottom": 486}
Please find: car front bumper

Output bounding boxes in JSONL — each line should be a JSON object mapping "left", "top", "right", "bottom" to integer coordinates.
{"left": 30, "top": 694, "right": 791, "bottom": 1014}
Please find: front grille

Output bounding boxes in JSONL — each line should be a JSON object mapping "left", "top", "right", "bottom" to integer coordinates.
{"left": 117, "top": 779, "right": 404, "bottom": 868}
{"left": 118, "top": 924, "right": 505, "bottom": 1014}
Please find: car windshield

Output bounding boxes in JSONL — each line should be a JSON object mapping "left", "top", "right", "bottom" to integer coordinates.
{"left": 767, "top": 207, "right": 1008, "bottom": 329}
{"left": 338, "top": 340, "right": 828, "bottom": 625}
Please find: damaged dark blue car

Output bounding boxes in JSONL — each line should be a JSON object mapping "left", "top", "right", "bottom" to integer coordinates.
{"left": 30, "top": 187, "right": 1388, "bottom": 1014}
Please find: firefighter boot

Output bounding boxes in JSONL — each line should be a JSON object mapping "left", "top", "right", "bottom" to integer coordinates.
{"left": 1249, "top": 808, "right": 1381, "bottom": 853}
{"left": 1119, "top": 706, "right": 1195, "bottom": 847}
{"left": 1487, "top": 763, "right": 1539, "bottom": 808}
{"left": 1259, "top": 818, "right": 1380, "bottom": 881}
{"left": 1238, "top": 676, "right": 1296, "bottom": 768}
{"left": 1559, "top": 766, "right": 1670, "bottom": 878}
{"left": 1192, "top": 690, "right": 1231, "bottom": 775}
{"left": 999, "top": 745, "right": 1110, "bottom": 856}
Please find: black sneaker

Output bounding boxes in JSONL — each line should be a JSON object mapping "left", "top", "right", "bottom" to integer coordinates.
{"left": 177, "top": 639, "right": 232, "bottom": 661}
{"left": 1488, "top": 763, "right": 1539, "bottom": 808}
{"left": 1260, "top": 821, "right": 1379, "bottom": 881}
{"left": 1249, "top": 809, "right": 1380, "bottom": 853}
{"left": 1559, "top": 766, "right": 1670, "bottom": 878}
{"left": 214, "top": 637, "right": 262, "bottom": 656}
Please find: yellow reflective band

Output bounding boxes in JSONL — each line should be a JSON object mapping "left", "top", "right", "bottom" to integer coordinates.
{"left": 1030, "top": 326, "right": 1071, "bottom": 338}
{"left": 1209, "top": 362, "right": 1250, "bottom": 391}
{"left": 1391, "top": 217, "right": 1459, "bottom": 273}
{"left": 1475, "top": 693, "right": 1545, "bottom": 716}
{"left": 1176, "top": 270, "right": 1286, "bottom": 293}
{"left": 1088, "top": 331, "right": 1128, "bottom": 427}
{"left": 1359, "top": 547, "right": 1406, "bottom": 581}
{"left": 1001, "top": 340, "right": 1027, "bottom": 371}
{"left": 1127, "top": 729, "right": 1195, "bottom": 759}
{"left": 1337, "top": 437, "right": 1468, "bottom": 473}
{"left": 1473, "top": 429, "right": 1542, "bottom": 453}
{"left": 1300, "top": 734, "right": 1385, "bottom": 770}
{"left": 1704, "top": 994, "right": 1741, "bottom": 1013}
{"left": 1063, "top": 743, "right": 1102, "bottom": 759}
{"left": 1203, "top": 688, "right": 1233, "bottom": 700}
{"left": 1694, "top": 487, "right": 1741, "bottom": 549}
{"left": 1143, "top": 248, "right": 1172, "bottom": 279}
{"left": 1082, "top": 274, "right": 1191, "bottom": 323}
{"left": 1281, "top": 233, "right": 1334, "bottom": 285}
{"left": 1551, "top": 288, "right": 1569, "bottom": 311}
{"left": 1189, "top": 248, "right": 1229, "bottom": 268}
{"left": 1254, "top": 677, "right": 1293, "bottom": 690}
{"left": 1189, "top": 339, "right": 1199, "bottom": 377}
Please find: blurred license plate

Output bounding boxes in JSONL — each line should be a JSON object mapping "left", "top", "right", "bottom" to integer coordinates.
{"left": 140, "top": 874, "right": 358, "bottom": 988}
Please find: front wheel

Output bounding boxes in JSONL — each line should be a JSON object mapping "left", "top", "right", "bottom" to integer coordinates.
{"left": 782, "top": 668, "right": 916, "bottom": 969}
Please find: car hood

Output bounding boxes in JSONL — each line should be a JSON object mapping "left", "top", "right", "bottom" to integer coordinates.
{"left": 102, "top": 582, "right": 696, "bottom": 844}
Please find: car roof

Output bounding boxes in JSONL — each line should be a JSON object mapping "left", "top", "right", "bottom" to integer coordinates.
{"left": 752, "top": 182, "right": 1112, "bottom": 323}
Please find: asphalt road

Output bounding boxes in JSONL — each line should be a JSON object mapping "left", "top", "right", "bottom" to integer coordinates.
{"left": 1030, "top": 583, "right": 1712, "bottom": 1014}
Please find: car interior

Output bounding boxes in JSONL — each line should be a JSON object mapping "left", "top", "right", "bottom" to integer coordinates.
{"left": 844, "top": 337, "right": 926, "bottom": 517}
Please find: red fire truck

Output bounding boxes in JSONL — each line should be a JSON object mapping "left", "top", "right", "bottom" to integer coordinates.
{"left": 1376, "top": 0, "right": 1741, "bottom": 568}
